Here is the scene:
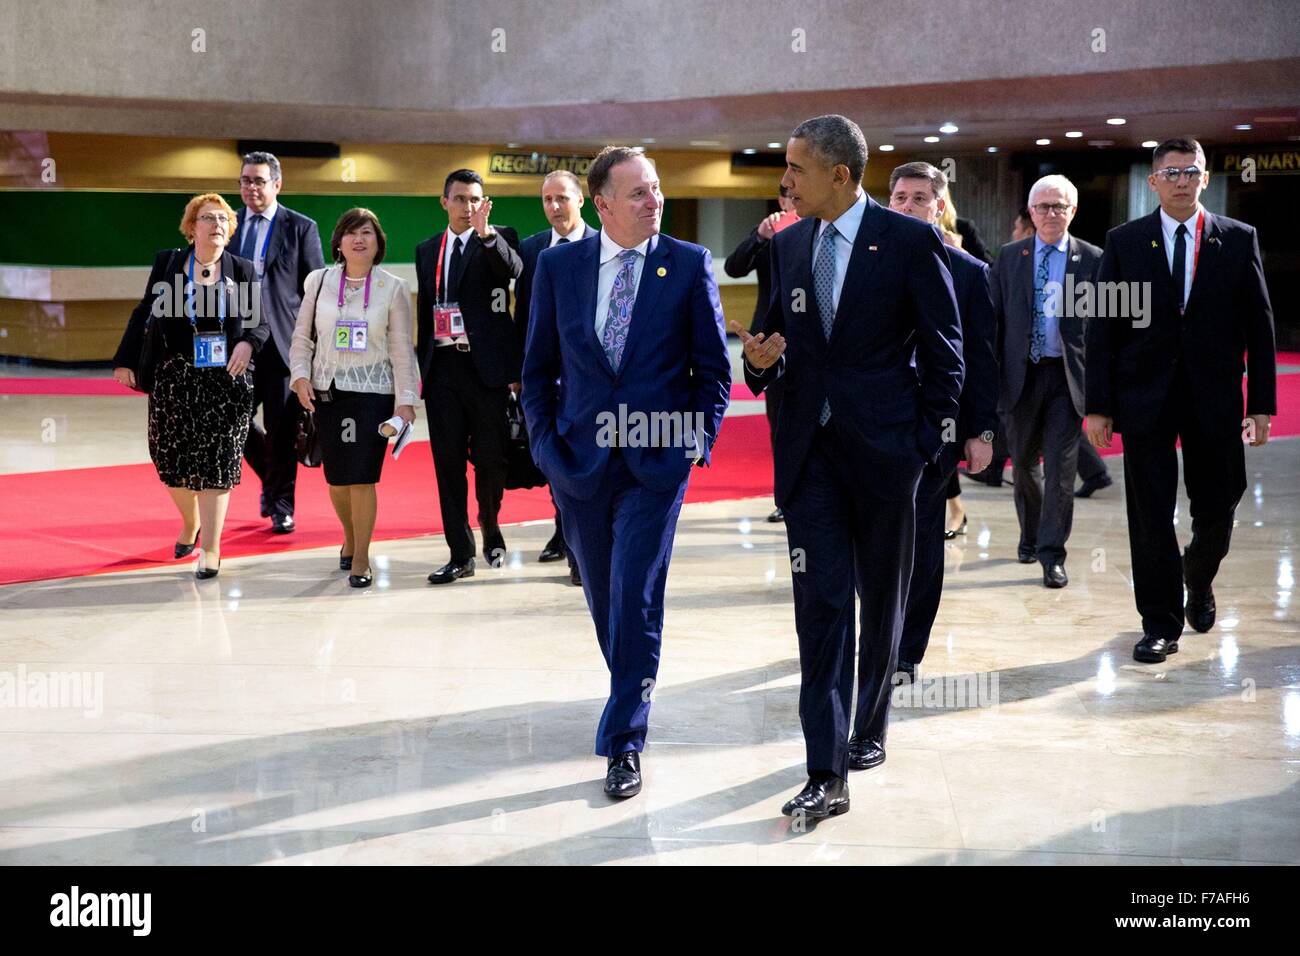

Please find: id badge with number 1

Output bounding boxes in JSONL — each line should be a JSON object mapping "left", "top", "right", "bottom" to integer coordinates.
{"left": 194, "top": 333, "right": 227, "bottom": 368}
{"left": 434, "top": 303, "right": 465, "bottom": 338}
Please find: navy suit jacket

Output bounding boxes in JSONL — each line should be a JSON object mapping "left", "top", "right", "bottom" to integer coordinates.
{"left": 232, "top": 204, "right": 325, "bottom": 364}
{"left": 1086, "top": 209, "right": 1276, "bottom": 435}
{"left": 744, "top": 196, "right": 964, "bottom": 505}
{"left": 515, "top": 223, "right": 599, "bottom": 359}
{"left": 944, "top": 245, "right": 1000, "bottom": 443}
{"left": 521, "top": 232, "right": 732, "bottom": 500}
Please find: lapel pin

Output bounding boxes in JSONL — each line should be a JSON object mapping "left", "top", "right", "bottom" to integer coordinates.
{"left": 1151, "top": 240, "right": 1159, "bottom": 248}
{"left": 1208, "top": 237, "right": 1220, "bottom": 246}
{"left": 1021, "top": 248, "right": 1030, "bottom": 256}
{"left": 656, "top": 266, "right": 667, "bottom": 277}
{"left": 1071, "top": 254, "right": 1080, "bottom": 261}
{"left": 869, "top": 245, "right": 878, "bottom": 251}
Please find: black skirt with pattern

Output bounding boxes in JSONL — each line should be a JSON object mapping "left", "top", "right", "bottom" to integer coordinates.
{"left": 147, "top": 354, "right": 255, "bottom": 490}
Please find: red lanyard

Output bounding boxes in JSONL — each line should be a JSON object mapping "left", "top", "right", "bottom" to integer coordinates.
{"left": 1190, "top": 209, "right": 1205, "bottom": 279}
{"left": 434, "top": 230, "right": 450, "bottom": 304}
{"left": 337, "top": 267, "right": 372, "bottom": 313}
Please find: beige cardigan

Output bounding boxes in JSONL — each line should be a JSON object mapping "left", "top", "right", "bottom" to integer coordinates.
{"left": 289, "top": 265, "right": 420, "bottom": 407}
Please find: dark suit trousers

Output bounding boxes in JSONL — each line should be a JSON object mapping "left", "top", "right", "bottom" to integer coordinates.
{"left": 785, "top": 423, "right": 922, "bottom": 780}
{"left": 426, "top": 348, "right": 509, "bottom": 564}
{"left": 552, "top": 450, "right": 688, "bottom": 756}
{"left": 901, "top": 443, "right": 962, "bottom": 665}
{"left": 244, "top": 343, "right": 299, "bottom": 517}
{"left": 1077, "top": 432, "right": 1110, "bottom": 483}
{"left": 765, "top": 382, "right": 784, "bottom": 504}
{"left": 547, "top": 489, "right": 577, "bottom": 571}
{"left": 1006, "top": 359, "right": 1079, "bottom": 563}
{"left": 1120, "top": 377, "right": 1245, "bottom": 640}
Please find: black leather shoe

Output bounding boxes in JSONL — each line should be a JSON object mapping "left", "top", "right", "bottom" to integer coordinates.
{"left": 604, "top": 751, "right": 642, "bottom": 798}
{"left": 339, "top": 550, "right": 353, "bottom": 572}
{"left": 847, "top": 737, "right": 886, "bottom": 770}
{"left": 569, "top": 566, "right": 582, "bottom": 587}
{"left": 1043, "top": 563, "right": 1068, "bottom": 588}
{"left": 1186, "top": 586, "right": 1216, "bottom": 633}
{"left": 348, "top": 569, "right": 373, "bottom": 588}
{"left": 767, "top": 507, "right": 784, "bottom": 523}
{"left": 427, "top": 558, "right": 475, "bottom": 585}
{"left": 538, "top": 543, "right": 566, "bottom": 563}
{"left": 1075, "top": 473, "right": 1113, "bottom": 498}
{"left": 174, "top": 528, "right": 200, "bottom": 560}
{"left": 1134, "top": 632, "right": 1179, "bottom": 663}
{"left": 194, "top": 554, "right": 220, "bottom": 580}
{"left": 944, "top": 515, "right": 968, "bottom": 540}
{"left": 271, "top": 514, "right": 295, "bottom": 534}
{"left": 895, "top": 660, "right": 917, "bottom": 684}
{"left": 1018, "top": 546, "right": 1036, "bottom": 564}
{"left": 782, "top": 775, "right": 850, "bottom": 818}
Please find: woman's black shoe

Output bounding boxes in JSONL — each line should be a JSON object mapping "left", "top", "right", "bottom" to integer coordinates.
{"left": 944, "top": 515, "right": 968, "bottom": 540}
{"left": 340, "top": 550, "right": 353, "bottom": 571}
{"left": 195, "top": 554, "right": 220, "bottom": 580}
{"left": 348, "top": 569, "right": 373, "bottom": 588}
{"left": 175, "top": 529, "right": 200, "bottom": 560}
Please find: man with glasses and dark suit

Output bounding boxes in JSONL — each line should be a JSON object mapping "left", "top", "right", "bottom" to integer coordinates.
{"left": 1086, "top": 137, "right": 1276, "bottom": 663}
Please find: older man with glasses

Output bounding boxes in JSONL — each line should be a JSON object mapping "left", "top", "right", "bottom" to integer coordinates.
{"left": 989, "top": 175, "right": 1102, "bottom": 588}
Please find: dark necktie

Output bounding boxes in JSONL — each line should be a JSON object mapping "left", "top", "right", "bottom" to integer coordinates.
{"left": 447, "top": 236, "right": 464, "bottom": 298}
{"left": 239, "top": 214, "right": 260, "bottom": 260}
{"left": 556, "top": 237, "right": 569, "bottom": 245}
{"left": 1172, "top": 223, "right": 1187, "bottom": 312}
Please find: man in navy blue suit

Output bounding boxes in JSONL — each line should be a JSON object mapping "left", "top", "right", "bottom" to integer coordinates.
{"left": 514, "top": 170, "right": 598, "bottom": 583}
{"left": 739, "top": 116, "right": 963, "bottom": 819}
{"left": 886, "top": 162, "right": 998, "bottom": 679}
{"left": 522, "top": 146, "right": 731, "bottom": 799}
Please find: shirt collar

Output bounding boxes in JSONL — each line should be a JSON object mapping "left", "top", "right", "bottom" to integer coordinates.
{"left": 245, "top": 201, "right": 278, "bottom": 223}
{"left": 1033, "top": 232, "right": 1070, "bottom": 256}
{"left": 599, "top": 229, "right": 651, "bottom": 264}
{"left": 817, "top": 188, "right": 866, "bottom": 245}
{"left": 1160, "top": 203, "right": 1203, "bottom": 237}
{"left": 449, "top": 225, "right": 475, "bottom": 244}
{"left": 551, "top": 223, "right": 586, "bottom": 246}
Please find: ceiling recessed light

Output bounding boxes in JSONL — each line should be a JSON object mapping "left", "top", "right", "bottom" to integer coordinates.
{"left": 924, "top": 135, "right": 940, "bottom": 143}
{"left": 1065, "top": 131, "right": 1083, "bottom": 138}
{"left": 689, "top": 139, "right": 722, "bottom": 147}
{"left": 641, "top": 138, "right": 656, "bottom": 144}
{"left": 878, "top": 144, "right": 895, "bottom": 152}
{"left": 505, "top": 142, "right": 519, "bottom": 148}
{"left": 939, "top": 123, "right": 959, "bottom": 134}
{"left": 1106, "top": 117, "right": 1126, "bottom": 126}
{"left": 1141, "top": 140, "right": 1158, "bottom": 148}
{"left": 1036, "top": 138, "right": 1051, "bottom": 146}
{"left": 767, "top": 142, "right": 781, "bottom": 149}
{"left": 1235, "top": 123, "right": 1253, "bottom": 131}
{"left": 987, "top": 146, "right": 999, "bottom": 153}
{"left": 741, "top": 148, "right": 757, "bottom": 154}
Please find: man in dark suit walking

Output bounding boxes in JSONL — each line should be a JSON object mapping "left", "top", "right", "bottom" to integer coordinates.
{"left": 887, "top": 162, "right": 998, "bottom": 679}
{"left": 725, "top": 184, "right": 799, "bottom": 523}
{"left": 415, "top": 169, "right": 523, "bottom": 584}
{"left": 522, "top": 146, "right": 730, "bottom": 799}
{"left": 514, "top": 169, "right": 597, "bottom": 583}
{"left": 990, "top": 174, "right": 1101, "bottom": 588}
{"left": 235, "top": 151, "right": 326, "bottom": 534}
{"left": 1086, "top": 137, "right": 1276, "bottom": 663}
{"left": 740, "top": 116, "right": 963, "bottom": 819}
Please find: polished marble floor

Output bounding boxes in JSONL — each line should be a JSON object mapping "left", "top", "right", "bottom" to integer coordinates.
{"left": 0, "top": 365, "right": 1297, "bottom": 864}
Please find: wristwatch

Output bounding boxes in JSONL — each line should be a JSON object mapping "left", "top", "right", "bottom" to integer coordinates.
{"left": 979, "top": 430, "right": 995, "bottom": 443}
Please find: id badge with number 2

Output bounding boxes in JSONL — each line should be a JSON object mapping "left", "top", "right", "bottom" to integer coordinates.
{"left": 434, "top": 303, "right": 464, "bottom": 339}
{"left": 193, "top": 333, "right": 227, "bottom": 368}
{"left": 334, "top": 319, "right": 368, "bottom": 352}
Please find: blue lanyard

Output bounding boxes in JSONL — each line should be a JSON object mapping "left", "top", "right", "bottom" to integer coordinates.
{"left": 186, "top": 252, "right": 226, "bottom": 331}
{"left": 245, "top": 210, "right": 276, "bottom": 277}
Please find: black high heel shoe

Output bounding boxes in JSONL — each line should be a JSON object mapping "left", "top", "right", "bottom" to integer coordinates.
{"left": 340, "top": 549, "right": 353, "bottom": 572}
{"left": 195, "top": 552, "right": 220, "bottom": 580}
{"left": 175, "top": 528, "right": 201, "bottom": 560}
{"left": 944, "top": 515, "right": 968, "bottom": 540}
{"left": 348, "top": 568, "right": 372, "bottom": 588}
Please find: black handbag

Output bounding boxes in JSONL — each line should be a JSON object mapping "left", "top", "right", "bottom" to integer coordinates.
{"left": 294, "top": 273, "right": 328, "bottom": 468}
{"left": 504, "top": 391, "right": 547, "bottom": 490}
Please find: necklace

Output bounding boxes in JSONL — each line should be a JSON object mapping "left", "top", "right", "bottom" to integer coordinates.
{"left": 196, "top": 254, "right": 220, "bottom": 279}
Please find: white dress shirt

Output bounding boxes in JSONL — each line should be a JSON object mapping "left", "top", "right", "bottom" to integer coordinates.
{"left": 238, "top": 200, "right": 278, "bottom": 277}
{"left": 811, "top": 188, "right": 867, "bottom": 315}
{"left": 550, "top": 223, "right": 586, "bottom": 247}
{"left": 1160, "top": 203, "right": 1203, "bottom": 308}
{"left": 594, "top": 230, "right": 650, "bottom": 342}
{"left": 434, "top": 225, "right": 477, "bottom": 347}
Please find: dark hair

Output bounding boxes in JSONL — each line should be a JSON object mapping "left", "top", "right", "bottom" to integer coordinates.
{"left": 790, "top": 114, "right": 868, "bottom": 184}
{"left": 443, "top": 168, "right": 484, "bottom": 198}
{"left": 587, "top": 146, "right": 651, "bottom": 198}
{"left": 241, "top": 150, "right": 282, "bottom": 183}
{"left": 331, "top": 207, "right": 387, "bottom": 265}
{"left": 1152, "top": 137, "right": 1206, "bottom": 168}
{"left": 888, "top": 161, "right": 948, "bottom": 198}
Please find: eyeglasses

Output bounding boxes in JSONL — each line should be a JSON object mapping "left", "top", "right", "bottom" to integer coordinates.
{"left": 239, "top": 177, "right": 271, "bottom": 188}
{"left": 1032, "top": 202, "right": 1072, "bottom": 216}
{"left": 196, "top": 213, "right": 231, "bottom": 225}
{"left": 1155, "top": 166, "right": 1204, "bottom": 184}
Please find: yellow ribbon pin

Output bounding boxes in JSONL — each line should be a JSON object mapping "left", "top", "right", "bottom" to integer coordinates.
{"left": 657, "top": 266, "right": 667, "bottom": 277}
{"left": 1151, "top": 240, "right": 1159, "bottom": 248}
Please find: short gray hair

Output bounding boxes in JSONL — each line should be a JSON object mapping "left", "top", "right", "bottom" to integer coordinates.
{"left": 790, "top": 114, "right": 868, "bottom": 183}
{"left": 1028, "top": 174, "right": 1078, "bottom": 208}
{"left": 241, "top": 150, "right": 282, "bottom": 183}
{"left": 889, "top": 161, "right": 948, "bottom": 199}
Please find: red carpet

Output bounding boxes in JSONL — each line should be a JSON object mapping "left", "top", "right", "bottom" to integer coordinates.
{"left": 0, "top": 415, "right": 776, "bottom": 585}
